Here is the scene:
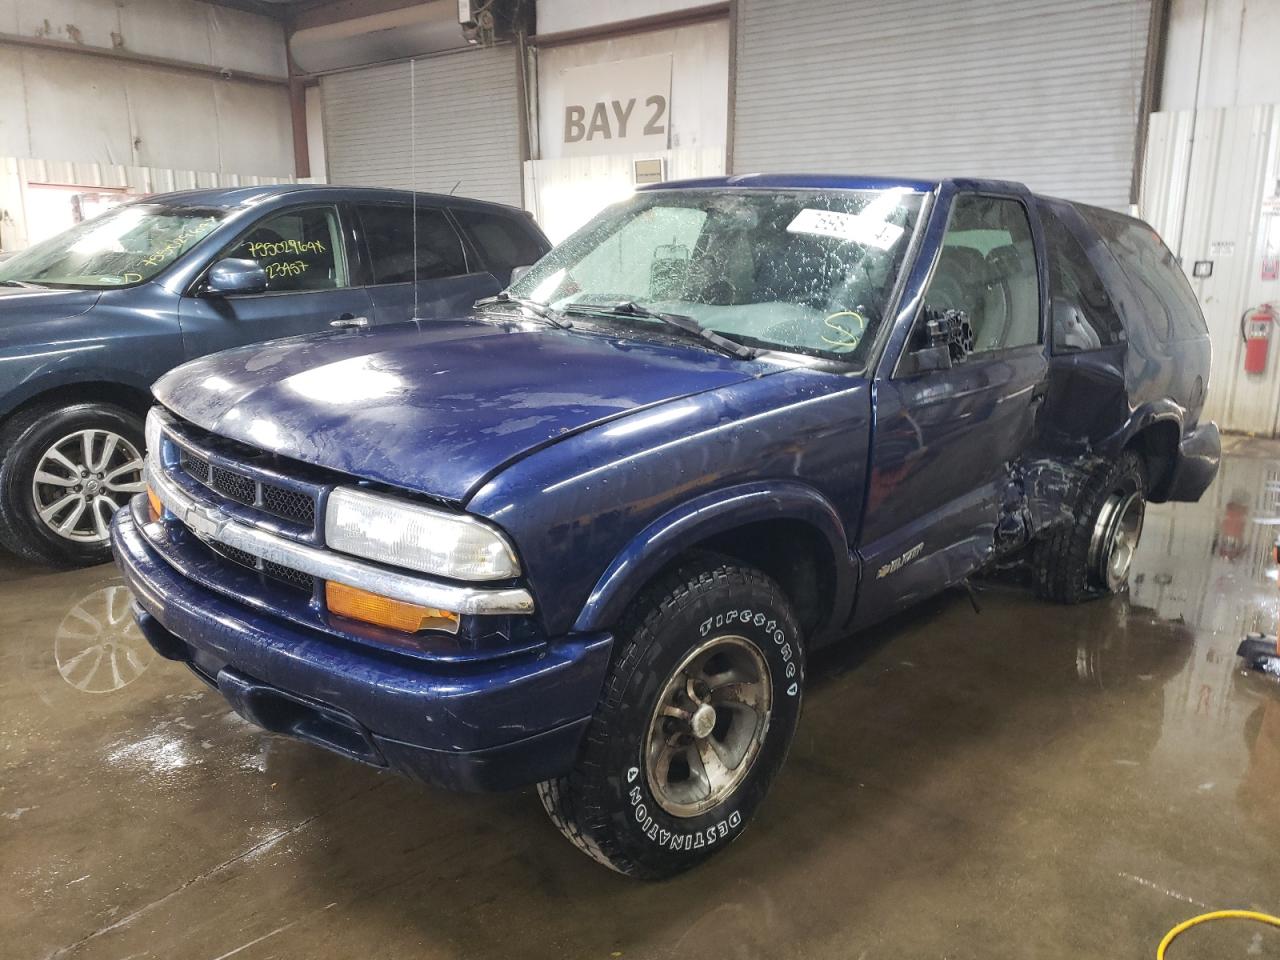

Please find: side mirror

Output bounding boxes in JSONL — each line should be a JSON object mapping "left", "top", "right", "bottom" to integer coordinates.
{"left": 205, "top": 258, "right": 267, "bottom": 296}
{"left": 902, "top": 307, "right": 974, "bottom": 374}
{"left": 925, "top": 308, "right": 974, "bottom": 363}
{"left": 509, "top": 265, "right": 533, "bottom": 285}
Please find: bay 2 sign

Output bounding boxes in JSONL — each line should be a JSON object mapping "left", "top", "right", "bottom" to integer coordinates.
{"left": 561, "top": 53, "right": 672, "bottom": 156}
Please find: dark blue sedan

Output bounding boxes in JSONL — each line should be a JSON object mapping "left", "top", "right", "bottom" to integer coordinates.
{"left": 0, "top": 185, "right": 549, "bottom": 565}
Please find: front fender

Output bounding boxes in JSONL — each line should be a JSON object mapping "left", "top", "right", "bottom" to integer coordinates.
{"left": 572, "top": 480, "right": 856, "bottom": 634}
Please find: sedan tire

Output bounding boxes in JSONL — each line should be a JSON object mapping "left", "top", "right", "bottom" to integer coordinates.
{"left": 0, "top": 402, "right": 146, "bottom": 568}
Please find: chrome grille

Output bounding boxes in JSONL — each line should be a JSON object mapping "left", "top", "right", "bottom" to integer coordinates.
{"left": 176, "top": 449, "right": 317, "bottom": 530}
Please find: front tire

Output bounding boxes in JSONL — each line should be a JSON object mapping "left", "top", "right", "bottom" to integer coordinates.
{"left": 1032, "top": 451, "right": 1147, "bottom": 604}
{"left": 0, "top": 402, "right": 146, "bottom": 567}
{"left": 538, "top": 554, "right": 804, "bottom": 879}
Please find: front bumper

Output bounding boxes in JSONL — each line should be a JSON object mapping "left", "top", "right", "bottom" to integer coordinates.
{"left": 112, "top": 505, "right": 612, "bottom": 791}
{"left": 1164, "top": 420, "right": 1221, "bottom": 502}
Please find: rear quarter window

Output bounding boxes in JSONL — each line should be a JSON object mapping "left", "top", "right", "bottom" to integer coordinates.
{"left": 1074, "top": 205, "right": 1207, "bottom": 342}
{"left": 452, "top": 207, "right": 548, "bottom": 279}
{"left": 1039, "top": 201, "right": 1125, "bottom": 351}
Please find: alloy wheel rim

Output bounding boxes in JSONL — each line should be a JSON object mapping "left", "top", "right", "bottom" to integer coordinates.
{"left": 31, "top": 429, "right": 145, "bottom": 543}
{"left": 644, "top": 634, "right": 772, "bottom": 818}
{"left": 1090, "top": 483, "right": 1145, "bottom": 592}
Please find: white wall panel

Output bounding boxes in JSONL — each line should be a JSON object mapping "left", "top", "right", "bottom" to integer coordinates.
{"left": 20, "top": 48, "right": 135, "bottom": 166}
{"left": 0, "top": 0, "right": 287, "bottom": 78}
{"left": 732, "top": 0, "right": 1151, "bottom": 210}
{"left": 1163, "top": 0, "right": 1280, "bottom": 111}
{"left": 537, "top": 0, "right": 716, "bottom": 34}
{"left": 321, "top": 46, "right": 523, "bottom": 206}
{"left": 213, "top": 81, "right": 295, "bottom": 178}
{"left": 536, "top": 19, "right": 729, "bottom": 161}
{"left": 0, "top": 0, "right": 291, "bottom": 179}
{"left": 206, "top": 4, "right": 288, "bottom": 79}
{"left": 0, "top": 52, "right": 31, "bottom": 159}
{"left": 126, "top": 66, "right": 222, "bottom": 172}
{"left": 1, "top": 46, "right": 293, "bottom": 177}
{"left": 1142, "top": 106, "right": 1280, "bottom": 436}
{"left": 524, "top": 146, "right": 726, "bottom": 242}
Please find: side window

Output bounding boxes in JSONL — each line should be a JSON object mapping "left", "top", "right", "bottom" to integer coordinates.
{"left": 1077, "top": 206, "right": 1206, "bottom": 342}
{"left": 356, "top": 204, "right": 468, "bottom": 284}
{"left": 452, "top": 207, "right": 547, "bottom": 278}
{"left": 1040, "top": 204, "right": 1125, "bottom": 351}
{"left": 925, "top": 195, "right": 1040, "bottom": 353}
{"left": 233, "top": 206, "right": 347, "bottom": 293}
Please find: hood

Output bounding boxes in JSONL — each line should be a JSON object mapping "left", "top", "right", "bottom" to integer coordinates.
{"left": 0, "top": 287, "right": 100, "bottom": 330}
{"left": 154, "top": 318, "right": 776, "bottom": 502}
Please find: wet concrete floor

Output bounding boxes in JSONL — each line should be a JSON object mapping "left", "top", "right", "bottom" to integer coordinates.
{"left": 3, "top": 437, "right": 1280, "bottom": 959}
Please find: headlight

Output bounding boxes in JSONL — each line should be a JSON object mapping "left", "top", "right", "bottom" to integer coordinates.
{"left": 145, "top": 406, "right": 165, "bottom": 460}
{"left": 324, "top": 487, "right": 520, "bottom": 581}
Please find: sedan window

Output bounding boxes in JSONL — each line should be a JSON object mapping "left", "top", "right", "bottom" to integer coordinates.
{"left": 356, "top": 204, "right": 469, "bottom": 284}
{"left": 230, "top": 206, "right": 349, "bottom": 293}
{"left": 0, "top": 204, "right": 224, "bottom": 289}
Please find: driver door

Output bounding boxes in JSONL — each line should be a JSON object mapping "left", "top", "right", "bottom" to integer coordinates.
{"left": 177, "top": 204, "right": 372, "bottom": 358}
{"left": 853, "top": 192, "right": 1049, "bottom": 629}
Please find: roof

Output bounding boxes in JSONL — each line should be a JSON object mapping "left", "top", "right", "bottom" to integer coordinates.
{"left": 640, "top": 173, "right": 1029, "bottom": 194}
{"left": 135, "top": 183, "right": 525, "bottom": 213}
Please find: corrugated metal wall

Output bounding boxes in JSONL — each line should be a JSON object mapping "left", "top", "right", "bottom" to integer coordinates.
{"left": 1142, "top": 106, "right": 1280, "bottom": 436}
{"left": 732, "top": 0, "right": 1151, "bottom": 210}
{"left": 321, "top": 46, "right": 523, "bottom": 206}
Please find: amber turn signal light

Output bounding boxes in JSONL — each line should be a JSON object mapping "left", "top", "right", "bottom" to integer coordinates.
{"left": 146, "top": 484, "right": 163, "bottom": 523}
{"left": 324, "top": 580, "right": 460, "bottom": 634}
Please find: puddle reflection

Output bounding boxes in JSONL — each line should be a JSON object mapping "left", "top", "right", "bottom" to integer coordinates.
{"left": 1131, "top": 449, "right": 1280, "bottom": 635}
{"left": 52, "top": 581, "right": 153, "bottom": 693}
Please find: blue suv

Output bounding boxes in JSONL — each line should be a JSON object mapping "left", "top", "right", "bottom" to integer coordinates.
{"left": 112, "top": 175, "right": 1220, "bottom": 878}
{"left": 0, "top": 185, "right": 548, "bottom": 566}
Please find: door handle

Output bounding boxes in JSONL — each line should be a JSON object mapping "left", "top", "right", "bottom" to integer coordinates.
{"left": 330, "top": 314, "right": 369, "bottom": 329}
{"left": 1030, "top": 381, "right": 1049, "bottom": 404}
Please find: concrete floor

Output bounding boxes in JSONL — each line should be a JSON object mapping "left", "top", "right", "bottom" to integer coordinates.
{"left": 4, "top": 439, "right": 1280, "bottom": 960}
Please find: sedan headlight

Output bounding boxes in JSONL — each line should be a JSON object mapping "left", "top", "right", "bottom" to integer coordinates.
{"left": 324, "top": 487, "right": 520, "bottom": 581}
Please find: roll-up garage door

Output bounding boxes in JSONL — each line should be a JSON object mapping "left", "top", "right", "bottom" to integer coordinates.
{"left": 732, "top": 0, "right": 1151, "bottom": 210}
{"left": 321, "top": 45, "right": 522, "bottom": 206}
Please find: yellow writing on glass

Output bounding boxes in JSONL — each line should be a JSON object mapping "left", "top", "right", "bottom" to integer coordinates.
{"left": 248, "top": 238, "right": 326, "bottom": 259}
{"left": 134, "top": 221, "right": 216, "bottom": 270}
{"left": 265, "top": 260, "right": 309, "bottom": 279}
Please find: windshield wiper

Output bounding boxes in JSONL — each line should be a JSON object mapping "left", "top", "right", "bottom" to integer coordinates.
{"left": 564, "top": 301, "right": 756, "bottom": 360}
{"left": 474, "top": 291, "right": 572, "bottom": 329}
{"left": 0, "top": 279, "right": 44, "bottom": 289}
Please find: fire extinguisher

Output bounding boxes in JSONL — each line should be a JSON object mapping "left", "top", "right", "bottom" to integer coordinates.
{"left": 1241, "top": 303, "right": 1277, "bottom": 375}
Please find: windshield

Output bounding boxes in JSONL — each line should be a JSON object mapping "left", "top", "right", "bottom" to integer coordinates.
{"left": 0, "top": 203, "right": 226, "bottom": 289}
{"left": 508, "top": 188, "right": 925, "bottom": 362}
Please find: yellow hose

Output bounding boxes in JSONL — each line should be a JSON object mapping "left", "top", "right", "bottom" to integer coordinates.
{"left": 1158, "top": 910, "right": 1280, "bottom": 959}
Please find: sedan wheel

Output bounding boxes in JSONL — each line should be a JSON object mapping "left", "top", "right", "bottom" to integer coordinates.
{"left": 32, "top": 429, "right": 146, "bottom": 544}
